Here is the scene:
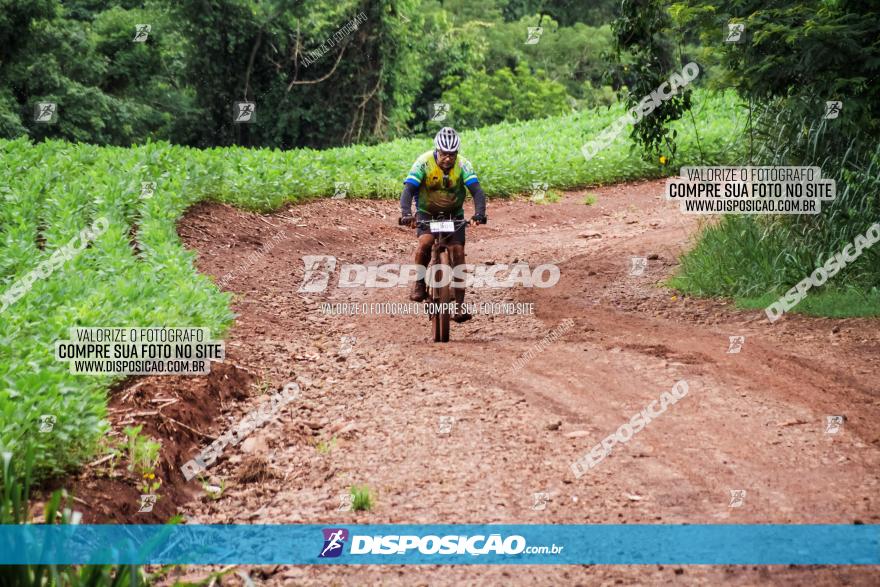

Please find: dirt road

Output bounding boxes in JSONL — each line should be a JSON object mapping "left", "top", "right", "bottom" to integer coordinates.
{"left": 141, "top": 179, "right": 880, "bottom": 584}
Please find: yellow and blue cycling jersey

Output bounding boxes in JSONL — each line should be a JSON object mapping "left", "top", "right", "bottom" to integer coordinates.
{"left": 404, "top": 150, "right": 479, "bottom": 215}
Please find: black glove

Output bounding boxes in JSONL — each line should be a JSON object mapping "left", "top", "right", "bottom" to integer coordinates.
{"left": 399, "top": 215, "right": 414, "bottom": 226}
{"left": 471, "top": 214, "right": 487, "bottom": 225}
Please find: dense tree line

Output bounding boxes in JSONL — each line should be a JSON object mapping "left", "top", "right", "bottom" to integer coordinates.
{"left": 0, "top": 0, "right": 620, "bottom": 148}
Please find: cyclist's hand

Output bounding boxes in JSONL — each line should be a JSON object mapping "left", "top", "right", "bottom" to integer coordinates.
{"left": 399, "top": 215, "right": 415, "bottom": 228}
{"left": 471, "top": 214, "right": 487, "bottom": 225}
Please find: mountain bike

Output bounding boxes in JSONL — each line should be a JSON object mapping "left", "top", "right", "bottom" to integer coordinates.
{"left": 400, "top": 217, "right": 470, "bottom": 343}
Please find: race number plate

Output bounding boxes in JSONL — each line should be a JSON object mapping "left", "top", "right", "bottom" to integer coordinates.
{"left": 429, "top": 221, "right": 455, "bottom": 233}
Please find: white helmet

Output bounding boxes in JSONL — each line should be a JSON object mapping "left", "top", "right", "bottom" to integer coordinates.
{"left": 434, "top": 127, "right": 460, "bottom": 152}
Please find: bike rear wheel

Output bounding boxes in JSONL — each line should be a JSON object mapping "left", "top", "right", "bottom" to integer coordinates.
{"left": 437, "top": 250, "right": 451, "bottom": 342}
{"left": 432, "top": 298, "right": 442, "bottom": 342}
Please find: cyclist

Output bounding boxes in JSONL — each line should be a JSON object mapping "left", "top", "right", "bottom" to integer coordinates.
{"left": 400, "top": 127, "right": 487, "bottom": 322}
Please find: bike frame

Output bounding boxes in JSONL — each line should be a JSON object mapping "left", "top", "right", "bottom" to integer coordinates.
{"left": 415, "top": 217, "right": 469, "bottom": 342}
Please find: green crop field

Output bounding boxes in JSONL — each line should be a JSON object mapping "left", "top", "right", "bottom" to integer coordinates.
{"left": 0, "top": 90, "right": 744, "bottom": 478}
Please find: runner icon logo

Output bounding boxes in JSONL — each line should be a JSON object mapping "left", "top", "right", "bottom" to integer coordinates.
{"left": 35, "top": 102, "right": 57, "bottom": 123}
{"left": 299, "top": 255, "right": 338, "bottom": 293}
{"left": 525, "top": 26, "right": 543, "bottom": 44}
{"left": 532, "top": 492, "right": 550, "bottom": 511}
{"left": 337, "top": 493, "right": 353, "bottom": 511}
{"left": 438, "top": 415, "right": 455, "bottom": 434}
{"left": 333, "top": 182, "right": 349, "bottom": 199}
{"left": 824, "top": 101, "right": 842, "bottom": 120}
{"left": 629, "top": 256, "right": 648, "bottom": 276}
{"left": 234, "top": 102, "right": 256, "bottom": 123}
{"left": 531, "top": 181, "right": 548, "bottom": 202}
{"left": 729, "top": 489, "right": 746, "bottom": 508}
{"left": 39, "top": 414, "right": 56, "bottom": 433}
{"left": 430, "top": 102, "right": 450, "bottom": 122}
{"left": 133, "top": 24, "right": 151, "bottom": 42}
{"left": 138, "top": 494, "right": 157, "bottom": 513}
{"left": 725, "top": 23, "right": 744, "bottom": 43}
{"left": 825, "top": 415, "right": 844, "bottom": 434}
{"left": 319, "top": 528, "right": 349, "bottom": 558}
{"left": 727, "top": 335, "right": 745, "bottom": 354}
{"left": 140, "top": 181, "right": 156, "bottom": 199}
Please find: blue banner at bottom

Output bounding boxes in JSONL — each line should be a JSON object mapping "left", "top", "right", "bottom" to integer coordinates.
{"left": 0, "top": 524, "right": 877, "bottom": 565}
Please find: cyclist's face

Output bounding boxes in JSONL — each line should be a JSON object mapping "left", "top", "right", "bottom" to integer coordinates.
{"left": 436, "top": 150, "right": 457, "bottom": 170}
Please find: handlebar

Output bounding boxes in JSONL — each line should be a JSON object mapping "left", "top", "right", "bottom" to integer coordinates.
{"left": 414, "top": 219, "right": 470, "bottom": 229}
{"left": 399, "top": 217, "right": 484, "bottom": 228}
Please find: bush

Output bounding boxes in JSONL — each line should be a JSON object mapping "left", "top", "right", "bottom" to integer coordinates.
{"left": 440, "top": 63, "right": 572, "bottom": 129}
{"left": 667, "top": 0, "right": 880, "bottom": 310}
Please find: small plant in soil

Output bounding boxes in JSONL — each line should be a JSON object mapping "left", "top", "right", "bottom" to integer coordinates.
{"left": 95, "top": 432, "right": 124, "bottom": 478}
{"left": 350, "top": 485, "right": 373, "bottom": 512}
{"left": 200, "top": 477, "right": 225, "bottom": 500}
{"left": 315, "top": 436, "right": 337, "bottom": 455}
{"left": 533, "top": 189, "right": 562, "bottom": 204}
{"left": 124, "top": 425, "right": 162, "bottom": 495}
{"left": 252, "top": 379, "right": 272, "bottom": 395}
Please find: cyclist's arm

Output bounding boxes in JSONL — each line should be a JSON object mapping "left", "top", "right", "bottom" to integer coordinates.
{"left": 401, "top": 159, "right": 426, "bottom": 217}
{"left": 400, "top": 181, "right": 420, "bottom": 217}
{"left": 460, "top": 158, "right": 486, "bottom": 218}
{"left": 466, "top": 181, "right": 487, "bottom": 217}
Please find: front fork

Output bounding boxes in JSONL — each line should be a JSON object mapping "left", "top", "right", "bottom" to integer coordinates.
{"left": 427, "top": 233, "right": 464, "bottom": 315}
{"left": 426, "top": 243, "right": 444, "bottom": 318}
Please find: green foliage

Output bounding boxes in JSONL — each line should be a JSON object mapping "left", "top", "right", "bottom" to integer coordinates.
{"left": 540, "top": 0, "right": 619, "bottom": 27}
{"left": 0, "top": 0, "right": 57, "bottom": 65}
{"left": 0, "top": 447, "right": 147, "bottom": 586}
{"left": 735, "top": 286, "right": 880, "bottom": 319}
{"left": 440, "top": 63, "right": 572, "bottom": 129}
{"left": 349, "top": 484, "right": 373, "bottom": 511}
{"left": 673, "top": 0, "right": 880, "bottom": 137}
{"left": 482, "top": 17, "right": 621, "bottom": 102}
{"left": 404, "top": 2, "right": 492, "bottom": 133}
{"left": 171, "top": 0, "right": 432, "bottom": 147}
{"left": 0, "top": 0, "right": 626, "bottom": 147}
{"left": 666, "top": 0, "right": 880, "bottom": 308}
{"left": 501, "top": 0, "right": 618, "bottom": 27}
{"left": 671, "top": 143, "right": 880, "bottom": 303}
{"left": 413, "top": 10, "right": 625, "bottom": 129}
{"left": 611, "top": 0, "right": 695, "bottom": 161}
{"left": 0, "top": 0, "right": 428, "bottom": 148}
{"left": 0, "top": 1, "right": 193, "bottom": 145}
{"left": 0, "top": 136, "right": 235, "bottom": 478}
{"left": 124, "top": 425, "right": 162, "bottom": 495}
{"left": 442, "top": 0, "right": 504, "bottom": 23}
{"left": 315, "top": 436, "right": 338, "bottom": 455}
{"left": 579, "top": 82, "right": 617, "bottom": 108}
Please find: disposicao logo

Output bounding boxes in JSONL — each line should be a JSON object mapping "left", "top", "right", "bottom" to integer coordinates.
{"left": 317, "top": 530, "right": 563, "bottom": 558}
{"left": 319, "top": 528, "right": 349, "bottom": 558}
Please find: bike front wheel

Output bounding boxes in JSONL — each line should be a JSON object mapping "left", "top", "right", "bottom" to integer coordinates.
{"left": 429, "top": 250, "right": 452, "bottom": 343}
{"left": 437, "top": 250, "right": 451, "bottom": 343}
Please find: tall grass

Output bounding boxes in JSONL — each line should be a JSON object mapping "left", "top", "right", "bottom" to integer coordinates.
{"left": 671, "top": 97, "right": 880, "bottom": 316}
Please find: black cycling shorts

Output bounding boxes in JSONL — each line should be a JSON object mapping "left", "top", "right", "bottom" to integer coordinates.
{"left": 415, "top": 211, "right": 465, "bottom": 245}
